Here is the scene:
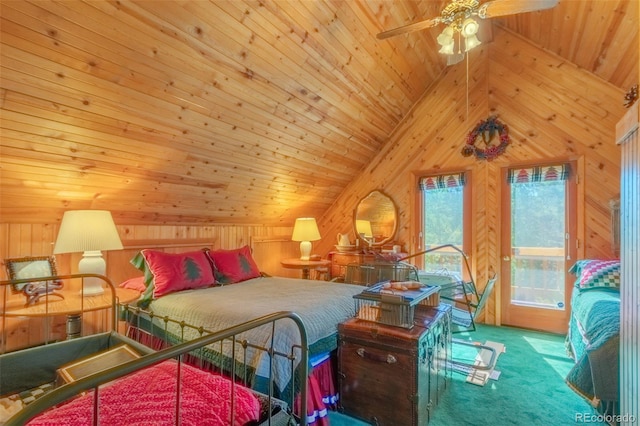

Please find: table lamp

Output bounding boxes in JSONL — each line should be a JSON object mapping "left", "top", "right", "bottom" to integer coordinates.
{"left": 53, "top": 210, "right": 123, "bottom": 296}
{"left": 291, "top": 217, "right": 321, "bottom": 260}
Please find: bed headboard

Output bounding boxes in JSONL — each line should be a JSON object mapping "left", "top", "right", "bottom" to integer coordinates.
{"left": 105, "top": 239, "right": 216, "bottom": 286}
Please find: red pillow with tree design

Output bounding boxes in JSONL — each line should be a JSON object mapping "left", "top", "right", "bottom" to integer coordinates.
{"left": 206, "top": 246, "right": 261, "bottom": 284}
{"left": 141, "top": 249, "right": 216, "bottom": 298}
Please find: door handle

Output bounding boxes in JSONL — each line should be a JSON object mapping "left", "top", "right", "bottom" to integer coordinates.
{"left": 503, "top": 256, "right": 510, "bottom": 261}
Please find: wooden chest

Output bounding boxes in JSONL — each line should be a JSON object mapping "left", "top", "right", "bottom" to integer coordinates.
{"left": 338, "top": 304, "right": 451, "bottom": 426}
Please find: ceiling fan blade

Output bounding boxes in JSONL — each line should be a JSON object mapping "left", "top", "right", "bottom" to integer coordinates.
{"left": 377, "top": 17, "right": 440, "bottom": 40}
{"left": 480, "top": 0, "right": 558, "bottom": 18}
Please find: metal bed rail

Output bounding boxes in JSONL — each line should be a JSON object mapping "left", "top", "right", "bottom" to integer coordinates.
{"left": 6, "top": 310, "right": 309, "bottom": 425}
{"left": 122, "top": 303, "right": 309, "bottom": 413}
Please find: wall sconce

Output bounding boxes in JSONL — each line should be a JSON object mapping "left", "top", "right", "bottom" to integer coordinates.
{"left": 291, "top": 218, "right": 321, "bottom": 260}
{"left": 53, "top": 210, "right": 123, "bottom": 296}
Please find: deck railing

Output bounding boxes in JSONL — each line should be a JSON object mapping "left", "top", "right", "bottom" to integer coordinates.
{"left": 419, "top": 245, "right": 567, "bottom": 308}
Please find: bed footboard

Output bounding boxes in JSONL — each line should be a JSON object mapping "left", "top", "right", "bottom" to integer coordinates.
{"left": 5, "top": 311, "right": 309, "bottom": 426}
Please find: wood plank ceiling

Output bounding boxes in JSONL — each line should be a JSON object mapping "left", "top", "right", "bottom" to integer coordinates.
{"left": 0, "top": 0, "right": 637, "bottom": 225}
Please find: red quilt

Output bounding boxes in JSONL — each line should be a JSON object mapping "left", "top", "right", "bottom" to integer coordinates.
{"left": 28, "top": 360, "right": 260, "bottom": 426}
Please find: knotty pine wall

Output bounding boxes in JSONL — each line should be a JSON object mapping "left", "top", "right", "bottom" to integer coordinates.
{"left": 0, "top": 224, "right": 297, "bottom": 351}
{"left": 0, "top": 224, "right": 297, "bottom": 280}
{"left": 316, "top": 27, "right": 627, "bottom": 328}
{"left": 1, "top": 28, "right": 627, "bottom": 335}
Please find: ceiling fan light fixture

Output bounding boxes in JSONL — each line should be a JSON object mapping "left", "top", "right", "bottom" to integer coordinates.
{"left": 437, "top": 25, "right": 455, "bottom": 54}
{"left": 464, "top": 33, "right": 482, "bottom": 52}
{"left": 439, "top": 40, "right": 455, "bottom": 55}
{"left": 461, "top": 18, "right": 479, "bottom": 37}
{"left": 437, "top": 25, "right": 454, "bottom": 41}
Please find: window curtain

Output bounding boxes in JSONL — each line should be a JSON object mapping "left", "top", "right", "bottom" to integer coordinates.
{"left": 507, "top": 164, "right": 570, "bottom": 184}
{"left": 419, "top": 173, "right": 466, "bottom": 190}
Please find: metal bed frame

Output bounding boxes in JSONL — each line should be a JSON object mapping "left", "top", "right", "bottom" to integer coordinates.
{"left": 1, "top": 275, "right": 309, "bottom": 425}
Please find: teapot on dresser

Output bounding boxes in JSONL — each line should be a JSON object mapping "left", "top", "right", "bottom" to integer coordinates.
{"left": 337, "top": 233, "right": 351, "bottom": 246}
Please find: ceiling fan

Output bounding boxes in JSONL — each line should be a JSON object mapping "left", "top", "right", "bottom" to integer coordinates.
{"left": 377, "top": 0, "right": 558, "bottom": 65}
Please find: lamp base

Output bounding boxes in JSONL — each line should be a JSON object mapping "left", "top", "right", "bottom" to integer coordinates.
{"left": 78, "top": 251, "right": 106, "bottom": 297}
{"left": 80, "top": 284, "right": 105, "bottom": 297}
{"left": 299, "top": 241, "right": 312, "bottom": 261}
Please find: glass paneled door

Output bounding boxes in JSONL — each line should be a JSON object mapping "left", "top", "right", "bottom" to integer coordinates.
{"left": 500, "top": 164, "right": 576, "bottom": 334}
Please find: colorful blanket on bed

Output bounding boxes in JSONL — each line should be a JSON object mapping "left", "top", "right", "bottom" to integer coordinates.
{"left": 142, "top": 276, "right": 363, "bottom": 392}
{"left": 27, "top": 360, "right": 260, "bottom": 426}
{"left": 565, "top": 287, "right": 620, "bottom": 405}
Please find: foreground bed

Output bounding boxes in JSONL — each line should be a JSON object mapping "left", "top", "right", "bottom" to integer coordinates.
{"left": 125, "top": 276, "right": 363, "bottom": 396}
{"left": 0, "top": 275, "right": 309, "bottom": 425}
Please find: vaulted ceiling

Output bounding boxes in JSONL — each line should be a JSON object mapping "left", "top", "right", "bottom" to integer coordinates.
{"left": 0, "top": 1, "right": 637, "bottom": 225}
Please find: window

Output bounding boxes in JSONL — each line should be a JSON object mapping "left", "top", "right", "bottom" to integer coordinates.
{"left": 418, "top": 172, "right": 469, "bottom": 275}
{"left": 506, "top": 164, "right": 571, "bottom": 309}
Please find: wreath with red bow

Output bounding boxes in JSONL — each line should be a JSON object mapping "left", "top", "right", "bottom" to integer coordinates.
{"left": 461, "top": 115, "right": 510, "bottom": 161}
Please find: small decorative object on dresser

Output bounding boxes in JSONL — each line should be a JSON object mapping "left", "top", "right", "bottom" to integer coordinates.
{"left": 338, "top": 304, "right": 452, "bottom": 426}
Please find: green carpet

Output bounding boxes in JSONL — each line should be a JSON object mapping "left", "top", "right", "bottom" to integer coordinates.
{"left": 328, "top": 324, "right": 607, "bottom": 425}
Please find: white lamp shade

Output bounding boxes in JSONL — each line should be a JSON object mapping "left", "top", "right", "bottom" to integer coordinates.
{"left": 461, "top": 18, "right": 479, "bottom": 37}
{"left": 437, "top": 28, "right": 453, "bottom": 46}
{"left": 464, "top": 34, "right": 482, "bottom": 52}
{"left": 291, "top": 218, "right": 321, "bottom": 242}
{"left": 54, "top": 210, "right": 123, "bottom": 254}
{"left": 439, "top": 40, "right": 455, "bottom": 55}
{"left": 53, "top": 210, "right": 123, "bottom": 296}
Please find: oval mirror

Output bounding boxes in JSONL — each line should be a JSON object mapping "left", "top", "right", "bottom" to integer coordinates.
{"left": 353, "top": 190, "right": 398, "bottom": 247}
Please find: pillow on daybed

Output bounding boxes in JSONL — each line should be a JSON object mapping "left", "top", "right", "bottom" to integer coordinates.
{"left": 205, "top": 245, "right": 261, "bottom": 284}
{"left": 130, "top": 249, "right": 216, "bottom": 307}
{"left": 569, "top": 259, "right": 620, "bottom": 290}
{"left": 119, "top": 276, "right": 147, "bottom": 292}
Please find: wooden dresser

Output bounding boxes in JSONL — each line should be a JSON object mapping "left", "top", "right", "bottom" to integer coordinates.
{"left": 338, "top": 304, "right": 451, "bottom": 425}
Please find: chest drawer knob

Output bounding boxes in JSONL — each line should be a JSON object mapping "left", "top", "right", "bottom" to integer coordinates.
{"left": 356, "top": 347, "right": 397, "bottom": 364}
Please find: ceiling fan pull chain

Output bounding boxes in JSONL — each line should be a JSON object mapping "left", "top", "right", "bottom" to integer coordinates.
{"left": 466, "top": 52, "right": 470, "bottom": 121}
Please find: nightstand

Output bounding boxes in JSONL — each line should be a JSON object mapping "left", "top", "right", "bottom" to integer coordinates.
{"left": 2, "top": 288, "right": 140, "bottom": 341}
{"left": 280, "top": 258, "right": 331, "bottom": 279}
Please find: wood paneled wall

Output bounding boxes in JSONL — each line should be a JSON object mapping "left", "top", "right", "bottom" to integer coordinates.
{"left": 0, "top": 28, "right": 627, "bottom": 332}
{"left": 316, "top": 27, "right": 626, "bottom": 327}
{"left": 0, "top": 223, "right": 295, "bottom": 279}
{"left": 0, "top": 223, "right": 298, "bottom": 350}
